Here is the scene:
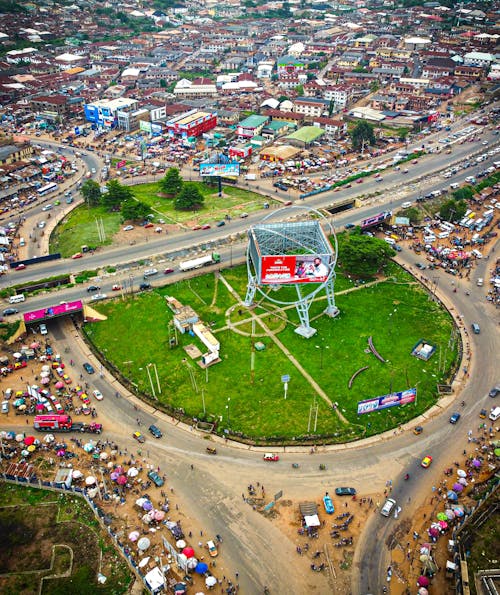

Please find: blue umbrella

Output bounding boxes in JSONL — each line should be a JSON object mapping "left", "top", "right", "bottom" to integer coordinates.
{"left": 195, "top": 562, "right": 208, "bottom": 574}
{"left": 447, "top": 490, "right": 458, "bottom": 501}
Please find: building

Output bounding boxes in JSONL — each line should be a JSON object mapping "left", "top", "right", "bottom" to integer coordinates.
{"left": 166, "top": 109, "right": 217, "bottom": 139}
{"left": 83, "top": 97, "right": 139, "bottom": 129}
{"left": 294, "top": 97, "right": 329, "bottom": 118}
{"left": 0, "top": 142, "right": 33, "bottom": 166}
{"left": 236, "top": 114, "right": 269, "bottom": 139}
{"left": 30, "top": 94, "right": 78, "bottom": 120}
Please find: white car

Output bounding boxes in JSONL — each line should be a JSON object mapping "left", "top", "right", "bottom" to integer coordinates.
{"left": 123, "top": 225, "right": 134, "bottom": 231}
{"left": 39, "top": 323, "right": 48, "bottom": 335}
{"left": 401, "top": 201, "right": 412, "bottom": 208}
{"left": 90, "top": 293, "right": 107, "bottom": 301}
{"left": 92, "top": 389, "right": 103, "bottom": 401}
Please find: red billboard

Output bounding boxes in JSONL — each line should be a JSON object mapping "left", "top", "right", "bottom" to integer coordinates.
{"left": 116, "top": 160, "right": 127, "bottom": 169}
{"left": 23, "top": 300, "right": 84, "bottom": 323}
{"left": 261, "top": 255, "right": 330, "bottom": 285}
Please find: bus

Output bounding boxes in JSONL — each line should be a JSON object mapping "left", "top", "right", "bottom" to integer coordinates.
{"left": 361, "top": 211, "right": 392, "bottom": 231}
{"left": 37, "top": 182, "right": 58, "bottom": 196}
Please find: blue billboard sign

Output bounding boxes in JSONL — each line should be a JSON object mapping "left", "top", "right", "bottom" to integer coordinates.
{"left": 356, "top": 388, "right": 417, "bottom": 415}
{"left": 200, "top": 162, "right": 240, "bottom": 177}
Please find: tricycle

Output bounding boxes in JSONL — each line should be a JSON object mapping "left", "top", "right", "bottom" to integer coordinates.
{"left": 206, "top": 446, "right": 217, "bottom": 455}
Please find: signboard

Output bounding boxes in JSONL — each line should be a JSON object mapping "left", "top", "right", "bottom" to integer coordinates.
{"left": 140, "top": 120, "right": 152, "bottom": 133}
{"left": 23, "top": 300, "right": 83, "bottom": 323}
{"left": 116, "top": 160, "right": 126, "bottom": 169}
{"left": 261, "top": 254, "right": 331, "bottom": 285}
{"left": 274, "top": 490, "right": 283, "bottom": 502}
{"left": 281, "top": 375, "right": 290, "bottom": 383}
{"left": 356, "top": 388, "right": 417, "bottom": 415}
{"left": 200, "top": 162, "right": 240, "bottom": 177}
{"left": 361, "top": 211, "right": 391, "bottom": 230}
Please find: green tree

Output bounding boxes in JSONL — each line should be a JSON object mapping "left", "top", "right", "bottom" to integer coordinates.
{"left": 439, "top": 198, "right": 467, "bottom": 222}
{"left": 102, "top": 179, "right": 134, "bottom": 211}
{"left": 159, "top": 168, "right": 183, "bottom": 196}
{"left": 403, "top": 207, "right": 421, "bottom": 224}
{"left": 452, "top": 187, "right": 474, "bottom": 201}
{"left": 174, "top": 184, "right": 205, "bottom": 211}
{"left": 350, "top": 121, "right": 376, "bottom": 152}
{"left": 80, "top": 179, "right": 101, "bottom": 207}
{"left": 121, "top": 199, "right": 150, "bottom": 221}
{"left": 338, "top": 230, "right": 395, "bottom": 277}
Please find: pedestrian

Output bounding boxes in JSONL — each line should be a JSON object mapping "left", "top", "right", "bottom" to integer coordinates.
{"left": 26, "top": 419, "right": 29, "bottom": 425}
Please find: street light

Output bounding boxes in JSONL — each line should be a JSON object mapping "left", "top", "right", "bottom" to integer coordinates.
{"left": 226, "top": 397, "right": 230, "bottom": 425}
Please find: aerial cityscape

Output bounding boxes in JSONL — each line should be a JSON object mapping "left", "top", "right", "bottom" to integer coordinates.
{"left": 0, "top": 0, "right": 499, "bottom": 593}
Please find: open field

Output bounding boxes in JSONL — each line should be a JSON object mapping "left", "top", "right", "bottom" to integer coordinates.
{"left": 84, "top": 262, "right": 458, "bottom": 443}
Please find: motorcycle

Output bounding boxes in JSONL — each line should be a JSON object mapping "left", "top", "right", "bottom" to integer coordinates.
{"left": 404, "top": 473, "right": 410, "bottom": 481}
{"left": 292, "top": 463, "right": 299, "bottom": 469}
{"left": 319, "top": 464, "right": 326, "bottom": 471}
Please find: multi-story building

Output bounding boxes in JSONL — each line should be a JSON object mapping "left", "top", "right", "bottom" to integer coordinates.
{"left": 83, "top": 97, "right": 139, "bottom": 129}
{"left": 166, "top": 109, "right": 217, "bottom": 138}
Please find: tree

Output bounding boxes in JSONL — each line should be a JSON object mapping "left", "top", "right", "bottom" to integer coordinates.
{"left": 174, "top": 184, "right": 205, "bottom": 211}
{"left": 80, "top": 179, "right": 101, "bottom": 207}
{"left": 338, "top": 230, "right": 395, "bottom": 277}
{"left": 121, "top": 199, "right": 150, "bottom": 221}
{"left": 159, "top": 167, "right": 183, "bottom": 196}
{"left": 351, "top": 121, "right": 376, "bottom": 152}
{"left": 439, "top": 198, "right": 467, "bottom": 223}
{"left": 102, "top": 179, "right": 134, "bottom": 211}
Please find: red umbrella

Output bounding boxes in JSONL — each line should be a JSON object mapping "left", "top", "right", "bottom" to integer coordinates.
{"left": 117, "top": 475, "right": 127, "bottom": 485}
{"left": 55, "top": 381, "right": 64, "bottom": 389}
{"left": 36, "top": 404, "right": 45, "bottom": 411}
{"left": 182, "top": 546, "right": 195, "bottom": 558}
{"left": 417, "top": 576, "right": 430, "bottom": 587}
{"left": 24, "top": 436, "right": 36, "bottom": 446}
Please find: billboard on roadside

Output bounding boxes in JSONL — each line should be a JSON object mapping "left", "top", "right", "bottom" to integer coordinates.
{"left": 260, "top": 254, "right": 331, "bottom": 285}
{"left": 23, "top": 300, "right": 84, "bottom": 323}
{"left": 200, "top": 162, "right": 240, "bottom": 177}
{"left": 356, "top": 388, "right": 417, "bottom": 415}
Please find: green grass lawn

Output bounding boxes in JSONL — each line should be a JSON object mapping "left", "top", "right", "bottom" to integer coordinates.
{"left": 84, "top": 264, "right": 458, "bottom": 443}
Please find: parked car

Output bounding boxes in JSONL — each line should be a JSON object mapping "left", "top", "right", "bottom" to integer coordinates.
{"left": 380, "top": 498, "right": 396, "bottom": 517}
{"left": 488, "top": 385, "right": 499, "bottom": 398}
{"left": 90, "top": 293, "right": 107, "bottom": 301}
{"left": 413, "top": 426, "right": 423, "bottom": 435}
{"left": 216, "top": 220, "right": 226, "bottom": 227}
{"left": 335, "top": 487, "right": 356, "bottom": 496}
{"left": 164, "top": 268, "right": 174, "bottom": 275}
{"left": 147, "top": 470, "right": 164, "bottom": 487}
{"left": 207, "top": 540, "right": 218, "bottom": 557}
{"left": 449, "top": 412, "right": 461, "bottom": 424}
{"left": 72, "top": 252, "right": 83, "bottom": 259}
{"left": 421, "top": 456, "right": 433, "bottom": 468}
{"left": 87, "top": 285, "right": 100, "bottom": 293}
{"left": 139, "top": 283, "right": 151, "bottom": 291}
{"left": 39, "top": 323, "right": 48, "bottom": 335}
{"left": 133, "top": 431, "right": 145, "bottom": 444}
{"left": 148, "top": 424, "right": 162, "bottom": 438}
{"left": 83, "top": 362, "right": 95, "bottom": 374}
{"left": 123, "top": 225, "right": 134, "bottom": 231}
{"left": 2, "top": 308, "right": 18, "bottom": 316}
{"left": 263, "top": 453, "right": 279, "bottom": 461}
{"left": 15, "top": 264, "right": 26, "bottom": 271}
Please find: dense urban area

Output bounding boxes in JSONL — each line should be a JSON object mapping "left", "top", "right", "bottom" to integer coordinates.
{"left": 0, "top": 1, "right": 499, "bottom": 595}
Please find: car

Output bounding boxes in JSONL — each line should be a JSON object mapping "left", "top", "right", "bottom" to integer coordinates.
{"left": 413, "top": 426, "right": 423, "bottom": 435}
{"left": 2, "top": 308, "right": 18, "bottom": 316}
{"left": 421, "top": 456, "right": 433, "bottom": 468}
{"left": 39, "top": 323, "right": 48, "bottom": 335}
{"left": 488, "top": 385, "right": 499, "bottom": 398}
{"left": 240, "top": 212, "right": 249, "bottom": 218}
{"left": 123, "top": 225, "right": 134, "bottom": 231}
{"left": 335, "top": 487, "right": 357, "bottom": 496}
{"left": 87, "top": 285, "right": 100, "bottom": 293}
{"left": 148, "top": 424, "right": 163, "bottom": 438}
{"left": 90, "top": 293, "right": 107, "bottom": 301}
{"left": 394, "top": 245, "right": 402, "bottom": 252}
{"left": 1, "top": 400, "right": 9, "bottom": 414}
{"left": 111, "top": 284, "right": 122, "bottom": 291}
{"left": 416, "top": 263, "right": 427, "bottom": 270}
{"left": 216, "top": 220, "right": 226, "bottom": 227}
{"left": 207, "top": 540, "right": 218, "bottom": 557}
{"left": 345, "top": 223, "right": 355, "bottom": 229}
{"left": 375, "top": 177, "right": 383, "bottom": 182}
{"left": 42, "top": 204, "right": 53, "bottom": 211}
{"left": 164, "top": 268, "right": 175, "bottom": 275}
{"left": 147, "top": 470, "right": 164, "bottom": 487}
{"left": 263, "top": 453, "right": 279, "bottom": 461}
{"left": 402, "top": 169, "right": 409, "bottom": 174}
{"left": 144, "top": 222, "right": 154, "bottom": 228}
{"left": 133, "top": 431, "right": 145, "bottom": 444}
{"left": 139, "top": 282, "right": 151, "bottom": 291}
{"left": 201, "top": 224, "right": 211, "bottom": 230}
{"left": 15, "top": 264, "right": 26, "bottom": 271}
{"left": 356, "top": 178, "right": 363, "bottom": 183}
{"left": 192, "top": 225, "right": 202, "bottom": 231}
{"left": 401, "top": 201, "right": 412, "bottom": 208}
{"left": 92, "top": 389, "right": 103, "bottom": 401}
{"left": 71, "top": 252, "right": 83, "bottom": 259}
{"left": 380, "top": 498, "right": 396, "bottom": 517}
{"left": 479, "top": 409, "right": 487, "bottom": 419}
{"left": 449, "top": 412, "right": 461, "bottom": 424}
{"left": 83, "top": 362, "right": 95, "bottom": 374}
{"left": 344, "top": 183, "right": 352, "bottom": 189}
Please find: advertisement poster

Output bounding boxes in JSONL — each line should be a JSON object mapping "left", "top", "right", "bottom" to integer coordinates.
{"left": 199, "top": 162, "right": 240, "bottom": 177}
{"left": 356, "top": 388, "right": 417, "bottom": 415}
{"left": 24, "top": 300, "right": 83, "bottom": 323}
{"left": 261, "top": 254, "right": 330, "bottom": 285}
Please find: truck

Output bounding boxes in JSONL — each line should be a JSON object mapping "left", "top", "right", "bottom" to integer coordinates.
{"left": 33, "top": 414, "right": 102, "bottom": 434}
{"left": 179, "top": 252, "right": 221, "bottom": 272}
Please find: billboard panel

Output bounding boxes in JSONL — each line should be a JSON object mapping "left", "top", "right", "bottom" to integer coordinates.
{"left": 200, "top": 162, "right": 240, "bottom": 177}
{"left": 23, "top": 300, "right": 84, "bottom": 323}
{"left": 139, "top": 120, "right": 152, "bottom": 133}
{"left": 261, "top": 254, "right": 331, "bottom": 285}
{"left": 356, "top": 388, "right": 416, "bottom": 415}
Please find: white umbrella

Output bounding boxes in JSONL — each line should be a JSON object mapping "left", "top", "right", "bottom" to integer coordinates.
{"left": 44, "top": 434, "right": 55, "bottom": 443}
{"left": 107, "top": 461, "right": 114, "bottom": 468}
{"left": 136, "top": 497, "right": 147, "bottom": 507}
{"left": 138, "top": 557, "right": 150, "bottom": 568}
{"left": 13, "top": 352, "right": 22, "bottom": 359}
{"left": 137, "top": 537, "right": 151, "bottom": 551}
{"left": 40, "top": 371, "right": 50, "bottom": 378}
{"left": 186, "top": 557, "right": 198, "bottom": 570}
{"left": 72, "top": 470, "right": 83, "bottom": 479}
{"left": 127, "top": 467, "right": 139, "bottom": 477}
{"left": 458, "top": 477, "right": 468, "bottom": 486}
{"left": 110, "top": 449, "right": 117, "bottom": 456}
{"left": 16, "top": 433, "right": 25, "bottom": 442}
{"left": 142, "top": 513, "right": 152, "bottom": 524}
{"left": 457, "top": 469, "right": 467, "bottom": 478}
{"left": 129, "top": 531, "right": 140, "bottom": 542}
{"left": 85, "top": 476, "right": 96, "bottom": 485}
{"left": 41, "top": 365, "right": 51, "bottom": 372}
{"left": 176, "top": 539, "right": 186, "bottom": 549}
{"left": 87, "top": 487, "right": 99, "bottom": 498}
{"left": 205, "top": 576, "right": 217, "bottom": 587}
{"left": 99, "top": 452, "right": 109, "bottom": 460}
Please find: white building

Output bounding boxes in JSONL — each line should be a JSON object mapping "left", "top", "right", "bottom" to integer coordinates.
{"left": 463, "top": 51, "right": 495, "bottom": 68}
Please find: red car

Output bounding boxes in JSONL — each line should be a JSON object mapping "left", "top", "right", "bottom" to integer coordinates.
{"left": 356, "top": 178, "right": 363, "bottom": 184}
{"left": 15, "top": 264, "right": 26, "bottom": 271}
{"left": 71, "top": 252, "right": 83, "bottom": 259}
{"left": 164, "top": 268, "right": 175, "bottom": 275}
{"left": 144, "top": 223, "right": 154, "bottom": 228}
{"left": 201, "top": 224, "right": 211, "bottom": 230}
{"left": 112, "top": 284, "right": 122, "bottom": 291}
{"left": 192, "top": 225, "right": 202, "bottom": 231}
{"left": 263, "top": 453, "right": 279, "bottom": 462}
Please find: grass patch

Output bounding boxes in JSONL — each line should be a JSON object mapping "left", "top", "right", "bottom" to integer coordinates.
{"left": 84, "top": 263, "right": 457, "bottom": 442}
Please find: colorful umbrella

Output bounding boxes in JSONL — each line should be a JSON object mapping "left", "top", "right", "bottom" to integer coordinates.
{"left": 136, "top": 497, "right": 147, "bottom": 507}
{"left": 142, "top": 513, "right": 152, "bottom": 524}
{"left": 176, "top": 539, "right": 186, "bottom": 549}
{"left": 21, "top": 449, "right": 30, "bottom": 457}
{"left": 153, "top": 510, "right": 165, "bottom": 521}
{"left": 57, "top": 449, "right": 66, "bottom": 457}
{"left": 417, "top": 576, "right": 429, "bottom": 587}
{"left": 138, "top": 557, "right": 150, "bottom": 569}
{"left": 14, "top": 398, "right": 25, "bottom": 407}
{"left": 142, "top": 501, "right": 153, "bottom": 511}
{"left": 24, "top": 436, "right": 36, "bottom": 446}
{"left": 83, "top": 443, "right": 94, "bottom": 452}
{"left": 41, "top": 377, "right": 50, "bottom": 385}
{"left": 452, "top": 483, "right": 464, "bottom": 492}
{"left": 174, "top": 584, "right": 187, "bottom": 595}
{"left": 186, "top": 557, "right": 198, "bottom": 570}
{"left": 457, "top": 469, "right": 467, "bottom": 478}
{"left": 182, "top": 547, "right": 195, "bottom": 558}
{"left": 55, "top": 381, "right": 64, "bottom": 389}
{"left": 472, "top": 459, "right": 481, "bottom": 468}
{"left": 458, "top": 478, "right": 468, "bottom": 486}
{"left": 36, "top": 404, "right": 45, "bottom": 411}
{"left": 85, "top": 476, "right": 96, "bottom": 485}
{"left": 129, "top": 531, "right": 140, "bottom": 542}
{"left": 428, "top": 527, "right": 439, "bottom": 537}
{"left": 439, "top": 520, "right": 448, "bottom": 529}
{"left": 445, "top": 510, "right": 455, "bottom": 520}
{"left": 127, "top": 467, "right": 138, "bottom": 477}
{"left": 72, "top": 470, "right": 83, "bottom": 479}
{"left": 99, "top": 452, "right": 108, "bottom": 460}
{"left": 6, "top": 431, "right": 16, "bottom": 439}
{"left": 137, "top": 537, "right": 151, "bottom": 551}
{"left": 436, "top": 512, "right": 448, "bottom": 521}
{"left": 195, "top": 562, "right": 208, "bottom": 574}
{"left": 110, "top": 472, "right": 120, "bottom": 481}
{"left": 116, "top": 475, "right": 127, "bottom": 485}
{"left": 27, "top": 445, "right": 36, "bottom": 452}
{"left": 447, "top": 490, "right": 458, "bottom": 501}
{"left": 114, "top": 466, "right": 124, "bottom": 474}
{"left": 15, "top": 433, "right": 25, "bottom": 442}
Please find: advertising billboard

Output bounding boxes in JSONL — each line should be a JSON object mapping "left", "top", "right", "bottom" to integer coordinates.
{"left": 116, "top": 159, "right": 126, "bottom": 169}
{"left": 260, "top": 254, "right": 331, "bottom": 285}
{"left": 139, "top": 120, "right": 152, "bottom": 133}
{"left": 23, "top": 300, "right": 84, "bottom": 323}
{"left": 356, "top": 388, "right": 417, "bottom": 415}
{"left": 200, "top": 162, "right": 240, "bottom": 177}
